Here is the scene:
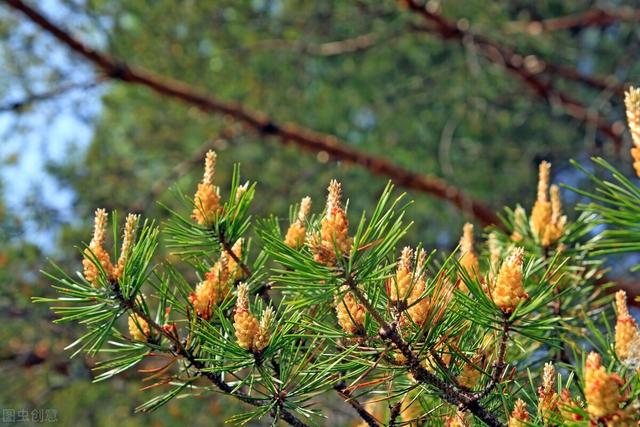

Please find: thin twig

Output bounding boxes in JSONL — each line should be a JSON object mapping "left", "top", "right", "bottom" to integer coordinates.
{"left": 506, "top": 7, "right": 640, "bottom": 33}
{"left": 219, "top": 231, "right": 253, "bottom": 279}
{"left": 334, "top": 382, "right": 381, "bottom": 427}
{"left": 0, "top": 78, "right": 104, "bottom": 112}
{"left": 472, "top": 315, "right": 510, "bottom": 401}
{"left": 217, "top": 229, "right": 273, "bottom": 304}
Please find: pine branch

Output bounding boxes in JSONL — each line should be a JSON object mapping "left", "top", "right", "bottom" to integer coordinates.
{"left": 2, "top": 0, "right": 500, "bottom": 227}
{"left": 333, "top": 382, "right": 381, "bottom": 427}
{"left": 471, "top": 316, "right": 509, "bottom": 401}
{"left": 342, "top": 275, "right": 505, "bottom": 427}
{"left": 111, "top": 281, "right": 310, "bottom": 427}
{"left": 388, "top": 401, "right": 402, "bottom": 427}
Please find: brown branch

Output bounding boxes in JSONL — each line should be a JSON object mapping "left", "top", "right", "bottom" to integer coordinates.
{"left": 2, "top": 0, "right": 500, "bottom": 227}
{"left": 333, "top": 382, "right": 381, "bottom": 427}
{"left": 408, "top": 22, "right": 628, "bottom": 98}
{"left": 508, "top": 7, "right": 640, "bottom": 34}
{"left": 219, "top": 230, "right": 253, "bottom": 279}
{"left": 472, "top": 316, "right": 509, "bottom": 401}
{"left": 113, "top": 282, "right": 309, "bottom": 427}
{"left": 405, "top": 1, "right": 624, "bottom": 150}
{"left": 229, "top": 32, "right": 386, "bottom": 57}
{"left": 343, "top": 275, "right": 504, "bottom": 427}
{"left": 388, "top": 401, "right": 402, "bottom": 426}
{"left": 542, "top": 62, "right": 626, "bottom": 97}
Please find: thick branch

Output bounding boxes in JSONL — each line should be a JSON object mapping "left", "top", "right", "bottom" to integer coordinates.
{"left": 3, "top": 0, "right": 499, "bottom": 227}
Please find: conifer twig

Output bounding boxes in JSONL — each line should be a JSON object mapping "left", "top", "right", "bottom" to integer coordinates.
{"left": 111, "top": 281, "right": 310, "bottom": 427}
{"left": 342, "top": 275, "right": 505, "bottom": 427}
{"left": 0, "top": 78, "right": 104, "bottom": 112}
{"left": 472, "top": 316, "right": 510, "bottom": 401}
{"left": 333, "top": 382, "right": 381, "bottom": 427}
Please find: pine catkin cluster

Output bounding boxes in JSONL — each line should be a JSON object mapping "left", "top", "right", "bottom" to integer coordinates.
{"left": 233, "top": 283, "right": 272, "bottom": 352}
{"left": 82, "top": 208, "right": 113, "bottom": 287}
{"left": 190, "top": 240, "right": 243, "bottom": 320}
{"left": 537, "top": 362, "right": 558, "bottom": 422}
{"left": 192, "top": 150, "right": 222, "bottom": 226}
{"left": 386, "top": 246, "right": 431, "bottom": 329}
{"left": 405, "top": 249, "right": 430, "bottom": 326}
{"left": 529, "top": 161, "right": 566, "bottom": 247}
{"left": 335, "top": 285, "right": 366, "bottom": 335}
{"left": 82, "top": 209, "right": 139, "bottom": 287}
{"left": 508, "top": 399, "right": 529, "bottom": 427}
{"left": 128, "top": 313, "right": 150, "bottom": 341}
{"left": 310, "top": 180, "right": 352, "bottom": 266}
{"left": 113, "top": 213, "right": 139, "bottom": 279}
{"left": 390, "top": 246, "right": 414, "bottom": 302}
{"left": 625, "top": 86, "right": 640, "bottom": 177}
{"left": 491, "top": 247, "right": 528, "bottom": 312}
{"left": 284, "top": 196, "right": 311, "bottom": 249}
{"left": 584, "top": 352, "right": 626, "bottom": 421}
{"left": 458, "top": 223, "right": 479, "bottom": 282}
{"left": 510, "top": 205, "right": 526, "bottom": 242}
{"left": 615, "top": 290, "right": 640, "bottom": 367}
{"left": 531, "top": 358, "right": 634, "bottom": 425}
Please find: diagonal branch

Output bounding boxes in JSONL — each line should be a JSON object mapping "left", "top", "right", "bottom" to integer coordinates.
{"left": 342, "top": 275, "right": 504, "bottom": 426}
{"left": 228, "top": 32, "right": 387, "bottom": 57}
{"left": 507, "top": 7, "right": 640, "bottom": 34}
{"left": 471, "top": 316, "right": 509, "bottom": 401}
{"left": 112, "top": 282, "right": 309, "bottom": 427}
{"left": 0, "top": 79, "right": 104, "bottom": 112}
{"left": 404, "top": 0, "right": 624, "bottom": 149}
{"left": 333, "top": 382, "right": 381, "bottom": 427}
{"left": 2, "top": 0, "right": 500, "bottom": 227}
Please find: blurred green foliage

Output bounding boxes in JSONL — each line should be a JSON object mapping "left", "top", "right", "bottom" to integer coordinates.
{"left": 1, "top": 0, "right": 639, "bottom": 425}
